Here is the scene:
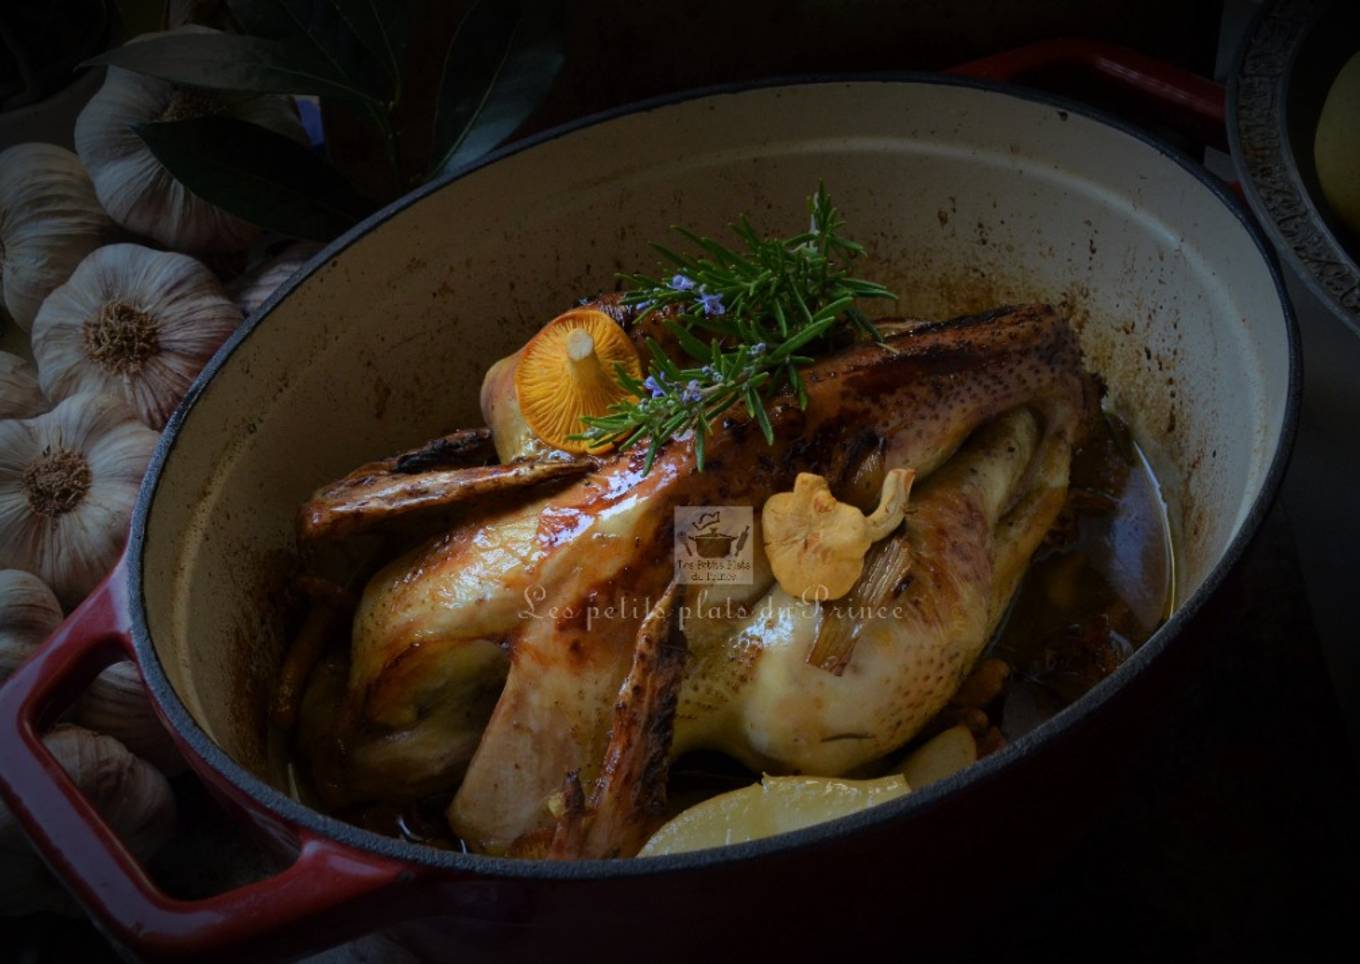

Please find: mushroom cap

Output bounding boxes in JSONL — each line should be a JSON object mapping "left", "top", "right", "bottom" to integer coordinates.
{"left": 762, "top": 468, "right": 914, "bottom": 601}
{"left": 514, "top": 309, "right": 641, "bottom": 453}
{"left": 762, "top": 473, "right": 873, "bottom": 600}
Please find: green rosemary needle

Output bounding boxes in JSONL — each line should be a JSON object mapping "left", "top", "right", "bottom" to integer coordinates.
{"left": 573, "top": 184, "right": 896, "bottom": 471}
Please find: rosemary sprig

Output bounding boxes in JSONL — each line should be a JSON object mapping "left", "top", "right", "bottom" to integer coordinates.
{"left": 573, "top": 184, "right": 895, "bottom": 471}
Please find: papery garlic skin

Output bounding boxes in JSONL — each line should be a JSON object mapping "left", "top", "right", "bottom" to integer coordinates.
{"left": 0, "top": 568, "right": 182, "bottom": 773}
{"left": 0, "top": 392, "right": 158, "bottom": 608}
{"left": 74, "top": 26, "right": 307, "bottom": 254}
{"left": 229, "top": 241, "right": 323, "bottom": 316}
{"left": 0, "top": 569, "right": 63, "bottom": 683}
{"left": 0, "top": 143, "right": 116, "bottom": 331}
{"left": 0, "top": 725, "right": 175, "bottom": 916}
{"left": 0, "top": 352, "right": 47, "bottom": 419}
{"left": 79, "top": 660, "right": 184, "bottom": 774}
{"left": 32, "top": 243, "right": 241, "bottom": 429}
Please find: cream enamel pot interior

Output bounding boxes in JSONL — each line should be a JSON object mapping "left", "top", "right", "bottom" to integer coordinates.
{"left": 0, "top": 77, "right": 1296, "bottom": 962}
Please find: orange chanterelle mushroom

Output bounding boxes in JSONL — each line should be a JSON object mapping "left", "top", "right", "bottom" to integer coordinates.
{"left": 513, "top": 309, "right": 641, "bottom": 453}
{"left": 761, "top": 467, "right": 914, "bottom": 600}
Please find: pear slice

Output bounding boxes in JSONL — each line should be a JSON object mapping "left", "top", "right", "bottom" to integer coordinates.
{"left": 638, "top": 773, "right": 909, "bottom": 856}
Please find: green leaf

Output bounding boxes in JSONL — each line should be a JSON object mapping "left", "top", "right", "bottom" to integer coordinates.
{"left": 746, "top": 386, "right": 775, "bottom": 444}
{"left": 431, "top": 0, "right": 567, "bottom": 176}
{"left": 646, "top": 337, "right": 680, "bottom": 378}
{"left": 651, "top": 242, "right": 698, "bottom": 272}
{"left": 336, "top": 0, "right": 409, "bottom": 94}
{"left": 135, "top": 116, "right": 371, "bottom": 242}
{"left": 664, "top": 320, "right": 714, "bottom": 363}
{"left": 87, "top": 32, "right": 381, "bottom": 105}
{"left": 227, "top": 0, "right": 399, "bottom": 103}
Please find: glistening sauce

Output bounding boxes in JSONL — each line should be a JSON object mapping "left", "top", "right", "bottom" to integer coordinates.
{"left": 667, "top": 410, "right": 1174, "bottom": 808}
{"left": 990, "top": 411, "right": 1174, "bottom": 735}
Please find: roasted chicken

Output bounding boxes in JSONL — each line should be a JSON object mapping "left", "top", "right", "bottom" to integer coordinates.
{"left": 297, "top": 302, "right": 1097, "bottom": 857}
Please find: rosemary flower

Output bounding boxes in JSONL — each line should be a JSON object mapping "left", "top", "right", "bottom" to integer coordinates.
{"left": 576, "top": 184, "right": 896, "bottom": 471}
{"left": 695, "top": 287, "right": 725, "bottom": 316}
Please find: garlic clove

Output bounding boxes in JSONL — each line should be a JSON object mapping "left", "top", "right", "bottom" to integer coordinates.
{"left": 0, "top": 569, "right": 63, "bottom": 684}
{"left": 0, "top": 392, "right": 158, "bottom": 608}
{"left": 228, "top": 241, "right": 323, "bottom": 317}
{"left": 74, "top": 27, "right": 307, "bottom": 254}
{"left": 0, "top": 143, "right": 117, "bottom": 331}
{"left": 0, "top": 351, "right": 48, "bottom": 419}
{"left": 0, "top": 724, "right": 175, "bottom": 916}
{"left": 32, "top": 242, "right": 241, "bottom": 430}
{"left": 78, "top": 660, "right": 184, "bottom": 774}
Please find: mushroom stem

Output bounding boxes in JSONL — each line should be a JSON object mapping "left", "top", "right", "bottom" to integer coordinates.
{"left": 864, "top": 468, "right": 915, "bottom": 541}
{"left": 566, "top": 329, "right": 610, "bottom": 384}
{"left": 565, "top": 328, "right": 595, "bottom": 362}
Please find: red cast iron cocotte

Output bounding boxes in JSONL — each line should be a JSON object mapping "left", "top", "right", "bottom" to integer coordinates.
{"left": 0, "top": 61, "right": 1297, "bottom": 962}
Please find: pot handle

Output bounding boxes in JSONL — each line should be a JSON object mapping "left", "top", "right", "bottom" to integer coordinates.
{"left": 947, "top": 37, "right": 1227, "bottom": 152}
{"left": 0, "top": 560, "right": 410, "bottom": 963}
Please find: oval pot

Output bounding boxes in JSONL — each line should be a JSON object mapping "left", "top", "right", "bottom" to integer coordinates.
{"left": 0, "top": 76, "right": 1297, "bottom": 962}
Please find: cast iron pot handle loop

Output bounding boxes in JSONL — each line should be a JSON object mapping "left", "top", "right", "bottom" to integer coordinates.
{"left": 0, "top": 558, "right": 410, "bottom": 963}
{"left": 947, "top": 37, "right": 1228, "bottom": 153}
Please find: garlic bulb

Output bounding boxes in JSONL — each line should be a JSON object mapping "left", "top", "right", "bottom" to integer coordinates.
{"left": 79, "top": 660, "right": 184, "bottom": 774}
{"left": 0, "top": 351, "right": 47, "bottom": 419}
{"left": 0, "top": 569, "right": 63, "bottom": 684}
{"left": 74, "top": 26, "right": 307, "bottom": 254}
{"left": 32, "top": 243, "right": 240, "bottom": 429}
{"left": 0, "top": 143, "right": 116, "bottom": 331}
{"left": 0, "top": 724, "right": 175, "bottom": 916}
{"left": 229, "top": 241, "right": 322, "bottom": 316}
{"left": 0, "top": 569, "right": 177, "bottom": 771}
{"left": 0, "top": 393, "right": 158, "bottom": 608}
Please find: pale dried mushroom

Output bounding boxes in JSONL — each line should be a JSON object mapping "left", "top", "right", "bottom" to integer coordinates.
{"left": 0, "top": 569, "right": 63, "bottom": 683}
{"left": 0, "top": 143, "right": 116, "bottom": 331}
{"left": 514, "top": 309, "right": 641, "bottom": 453}
{"left": 32, "top": 243, "right": 241, "bottom": 429}
{"left": 0, "top": 352, "right": 47, "bottom": 419}
{"left": 74, "top": 26, "right": 306, "bottom": 253}
{"left": 0, "top": 725, "right": 175, "bottom": 916}
{"left": 762, "top": 467, "right": 914, "bottom": 600}
{"left": 0, "top": 392, "right": 159, "bottom": 608}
